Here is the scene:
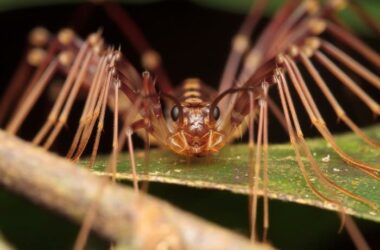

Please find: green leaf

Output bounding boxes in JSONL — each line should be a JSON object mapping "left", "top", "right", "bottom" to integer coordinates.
{"left": 87, "top": 125, "right": 380, "bottom": 223}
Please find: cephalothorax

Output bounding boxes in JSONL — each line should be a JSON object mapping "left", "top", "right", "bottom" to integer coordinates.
{"left": 164, "top": 78, "right": 225, "bottom": 156}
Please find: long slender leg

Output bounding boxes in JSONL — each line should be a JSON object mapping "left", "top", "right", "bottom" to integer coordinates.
{"left": 262, "top": 84, "right": 269, "bottom": 242}
{"left": 320, "top": 39, "right": 380, "bottom": 89}
{"left": 72, "top": 67, "right": 112, "bottom": 161}
{"left": 0, "top": 57, "right": 33, "bottom": 125}
{"left": 247, "top": 90, "right": 255, "bottom": 241}
{"left": 278, "top": 66, "right": 377, "bottom": 208}
{"left": 87, "top": 60, "right": 112, "bottom": 168}
{"left": 141, "top": 128, "right": 151, "bottom": 193}
{"left": 282, "top": 54, "right": 380, "bottom": 176}
{"left": 344, "top": 215, "right": 371, "bottom": 250}
{"left": 276, "top": 71, "right": 345, "bottom": 211}
{"left": 250, "top": 91, "right": 264, "bottom": 241}
{"left": 299, "top": 48, "right": 380, "bottom": 148}
{"left": 218, "top": 0, "right": 268, "bottom": 115}
{"left": 87, "top": 70, "right": 112, "bottom": 168}
{"left": 75, "top": 117, "right": 145, "bottom": 250}
{"left": 248, "top": 92, "right": 255, "bottom": 150}
{"left": 8, "top": 29, "right": 73, "bottom": 130}
{"left": 326, "top": 22, "right": 380, "bottom": 67}
{"left": 126, "top": 128, "right": 139, "bottom": 192}
{"left": 73, "top": 67, "right": 115, "bottom": 250}
{"left": 103, "top": 2, "right": 173, "bottom": 93}
{"left": 73, "top": 179, "right": 108, "bottom": 250}
{"left": 110, "top": 79, "right": 120, "bottom": 182}
{"left": 74, "top": 61, "right": 145, "bottom": 250}
{"left": 13, "top": 46, "right": 59, "bottom": 110}
{"left": 33, "top": 40, "right": 90, "bottom": 145}
{"left": 5, "top": 59, "right": 59, "bottom": 134}
{"left": 118, "top": 98, "right": 144, "bottom": 193}
{"left": 67, "top": 55, "right": 107, "bottom": 159}
{"left": 43, "top": 49, "right": 94, "bottom": 150}
{"left": 314, "top": 50, "right": 380, "bottom": 115}
{"left": 285, "top": 56, "right": 379, "bottom": 170}
{"left": 219, "top": 0, "right": 268, "bottom": 93}
{"left": 239, "top": 0, "right": 310, "bottom": 81}
{"left": 68, "top": 48, "right": 110, "bottom": 159}
{"left": 220, "top": 1, "right": 306, "bottom": 122}
{"left": 278, "top": 71, "right": 374, "bottom": 248}
{"left": 267, "top": 96, "right": 287, "bottom": 132}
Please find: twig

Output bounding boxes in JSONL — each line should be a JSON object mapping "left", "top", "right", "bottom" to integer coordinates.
{"left": 0, "top": 130, "right": 271, "bottom": 250}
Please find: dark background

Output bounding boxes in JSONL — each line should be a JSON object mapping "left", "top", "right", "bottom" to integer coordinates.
{"left": 0, "top": 1, "right": 379, "bottom": 249}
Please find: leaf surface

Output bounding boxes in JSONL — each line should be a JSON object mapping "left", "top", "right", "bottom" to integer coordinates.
{"left": 88, "top": 125, "right": 380, "bottom": 223}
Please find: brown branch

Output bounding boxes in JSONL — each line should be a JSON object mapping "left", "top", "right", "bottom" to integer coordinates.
{"left": 0, "top": 130, "right": 271, "bottom": 249}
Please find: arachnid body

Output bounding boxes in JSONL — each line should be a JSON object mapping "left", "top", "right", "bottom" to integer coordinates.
{"left": 0, "top": 0, "right": 379, "bottom": 249}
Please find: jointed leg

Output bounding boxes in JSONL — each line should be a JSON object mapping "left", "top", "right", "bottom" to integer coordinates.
{"left": 262, "top": 83, "right": 269, "bottom": 242}
{"left": 280, "top": 54, "right": 380, "bottom": 177}
{"left": 239, "top": 0, "right": 313, "bottom": 81}
{"left": 267, "top": 96, "right": 287, "bottom": 132}
{"left": 298, "top": 48, "right": 380, "bottom": 148}
{"left": 103, "top": 2, "right": 173, "bottom": 93}
{"left": 43, "top": 49, "right": 94, "bottom": 150}
{"left": 250, "top": 89, "right": 265, "bottom": 241}
{"left": 117, "top": 99, "right": 145, "bottom": 193}
{"left": 33, "top": 38, "right": 91, "bottom": 146}
{"left": 314, "top": 50, "right": 380, "bottom": 115}
{"left": 219, "top": 0, "right": 268, "bottom": 94}
{"left": 5, "top": 28, "right": 71, "bottom": 134}
{"left": 110, "top": 79, "right": 121, "bottom": 182}
{"left": 6, "top": 59, "right": 59, "bottom": 134}
{"left": 67, "top": 55, "right": 108, "bottom": 160}
{"left": 277, "top": 65, "right": 373, "bottom": 250}
{"left": 88, "top": 63, "right": 111, "bottom": 168}
{"left": 0, "top": 57, "right": 33, "bottom": 125}
{"left": 276, "top": 70, "right": 345, "bottom": 212}
{"left": 320, "top": 39, "right": 380, "bottom": 89}
{"left": 72, "top": 63, "right": 112, "bottom": 161}
{"left": 326, "top": 21, "right": 380, "bottom": 67}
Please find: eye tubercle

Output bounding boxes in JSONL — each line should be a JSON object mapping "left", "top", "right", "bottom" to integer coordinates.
{"left": 212, "top": 106, "right": 220, "bottom": 120}
{"left": 171, "top": 105, "right": 180, "bottom": 121}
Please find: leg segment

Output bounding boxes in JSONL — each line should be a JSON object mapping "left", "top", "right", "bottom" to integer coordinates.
{"left": 250, "top": 89, "right": 265, "bottom": 241}
{"left": 103, "top": 2, "right": 173, "bottom": 93}
{"left": 281, "top": 53, "right": 380, "bottom": 179}
{"left": 33, "top": 39, "right": 91, "bottom": 146}
{"left": 298, "top": 48, "right": 380, "bottom": 148}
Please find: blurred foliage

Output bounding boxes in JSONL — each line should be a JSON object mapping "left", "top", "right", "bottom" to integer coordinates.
{"left": 0, "top": 0, "right": 379, "bottom": 35}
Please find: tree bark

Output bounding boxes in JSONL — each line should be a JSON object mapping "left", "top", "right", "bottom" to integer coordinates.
{"left": 0, "top": 130, "right": 271, "bottom": 250}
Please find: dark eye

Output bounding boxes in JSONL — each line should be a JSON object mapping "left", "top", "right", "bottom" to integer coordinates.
{"left": 171, "top": 105, "right": 180, "bottom": 121}
{"left": 212, "top": 106, "right": 220, "bottom": 120}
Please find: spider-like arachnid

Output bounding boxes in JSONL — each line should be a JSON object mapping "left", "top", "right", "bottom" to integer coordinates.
{"left": 0, "top": 0, "right": 379, "bottom": 249}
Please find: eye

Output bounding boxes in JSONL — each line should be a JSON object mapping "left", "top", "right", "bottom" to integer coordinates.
{"left": 212, "top": 106, "right": 220, "bottom": 120}
{"left": 170, "top": 105, "right": 180, "bottom": 121}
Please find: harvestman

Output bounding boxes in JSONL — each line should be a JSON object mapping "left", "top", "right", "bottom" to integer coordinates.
{"left": 0, "top": 0, "right": 379, "bottom": 248}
